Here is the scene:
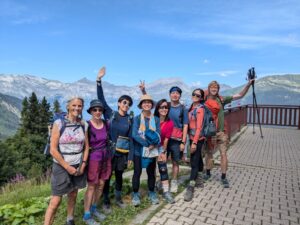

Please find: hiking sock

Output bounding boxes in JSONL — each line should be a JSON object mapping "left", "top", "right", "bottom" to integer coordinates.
{"left": 162, "top": 183, "right": 169, "bottom": 193}
{"left": 221, "top": 173, "right": 226, "bottom": 180}
{"left": 189, "top": 180, "right": 196, "bottom": 187}
{"left": 83, "top": 211, "right": 91, "bottom": 220}
{"left": 206, "top": 169, "right": 211, "bottom": 176}
{"left": 90, "top": 204, "right": 97, "bottom": 213}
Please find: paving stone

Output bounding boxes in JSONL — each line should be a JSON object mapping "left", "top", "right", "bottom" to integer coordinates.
{"left": 145, "top": 127, "right": 300, "bottom": 225}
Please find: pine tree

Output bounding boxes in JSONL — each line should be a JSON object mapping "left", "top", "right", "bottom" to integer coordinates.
{"left": 39, "top": 97, "right": 52, "bottom": 136}
{"left": 27, "top": 92, "right": 40, "bottom": 134}
{"left": 20, "top": 97, "right": 29, "bottom": 134}
{"left": 53, "top": 99, "right": 62, "bottom": 113}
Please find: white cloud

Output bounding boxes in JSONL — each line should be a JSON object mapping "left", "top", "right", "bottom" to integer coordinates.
{"left": 203, "top": 59, "right": 210, "bottom": 64}
{"left": 131, "top": 0, "right": 300, "bottom": 49}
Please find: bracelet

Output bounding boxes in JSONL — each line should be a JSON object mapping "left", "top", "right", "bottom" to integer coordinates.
{"left": 82, "top": 161, "right": 87, "bottom": 164}
{"left": 193, "top": 142, "right": 197, "bottom": 145}
{"left": 181, "top": 141, "right": 185, "bottom": 145}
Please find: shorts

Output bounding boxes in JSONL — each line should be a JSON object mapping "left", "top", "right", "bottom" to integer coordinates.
{"left": 112, "top": 153, "right": 128, "bottom": 171}
{"left": 87, "top": 159, "right": 112, "bottom": 185}
{"left": 51, "top": 163, "right": 86, "bottom": 196}
{"left": 205, "top": 131, "right": 229, "bottom": 154}
{"left": 167, "top": 139, "right": 183, "bottom": 163}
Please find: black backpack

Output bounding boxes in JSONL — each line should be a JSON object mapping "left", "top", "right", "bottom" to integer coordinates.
{"left": 190, "top": 104, "right": 216, "bottom": 138}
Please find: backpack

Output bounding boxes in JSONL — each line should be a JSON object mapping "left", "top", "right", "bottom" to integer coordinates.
{"left": 44, "top": 112, "right": 85, "bottom": 156}
{"left": 190, "top": 104, "right": 216, "bottom": 138}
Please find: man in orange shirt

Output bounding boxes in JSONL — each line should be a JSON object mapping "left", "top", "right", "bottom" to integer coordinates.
{"left": 205, "top": 80, "right": 253, "bottom": 188}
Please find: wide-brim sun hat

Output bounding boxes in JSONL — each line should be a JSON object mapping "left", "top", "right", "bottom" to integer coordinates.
{"left": 138, "top": 94, "right": 155, "bottom": 109}
{"left": 87, "top": 99, "right": 104, "bottom": 114}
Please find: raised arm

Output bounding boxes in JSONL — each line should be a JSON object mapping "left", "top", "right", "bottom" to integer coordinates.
{"left": 139, "top": 80, "right": 147, "bottom": 95}
{"left": 96, "top": 66, "right": 113, "bottom": 120}
{"left": 232, "top": 79, "right": 254, "bottom": 101}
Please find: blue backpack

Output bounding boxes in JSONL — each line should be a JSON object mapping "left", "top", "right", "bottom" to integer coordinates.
{"left": 190, "top": 104, "right": 216, "bottom": 138}
{"left": 44, "top": 112, "right": 85, "bottom": 156}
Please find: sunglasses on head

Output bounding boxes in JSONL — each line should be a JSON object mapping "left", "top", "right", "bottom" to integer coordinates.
{"left": 121, "top": 100, "right": 131, "bottom": 106}
{"left": 159, "top": 105, "right": 168, "bottom": 110}
{"left": 92, "top": 108, "right": 103, "bottom": 112}
{"left": 192, "top": 93, "right": 201, "bottom": 98}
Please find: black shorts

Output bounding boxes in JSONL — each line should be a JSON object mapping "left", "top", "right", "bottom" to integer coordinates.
{"left": 112, "top": 153, "right": 128, "bottom": 171}
{"left": 51, "top": 163, "right": 86, "bottom": 196}
{"left": 167, "top": 139, "right": 183, "bottom": 163}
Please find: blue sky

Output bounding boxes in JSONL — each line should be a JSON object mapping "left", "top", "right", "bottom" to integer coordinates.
{"left": 1, "top": 0, "right": 300, "bottom": 87}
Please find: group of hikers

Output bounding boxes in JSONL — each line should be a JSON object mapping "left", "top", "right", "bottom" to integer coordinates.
{"left": 44, "top": 67, "right": 254, "bottom": 225}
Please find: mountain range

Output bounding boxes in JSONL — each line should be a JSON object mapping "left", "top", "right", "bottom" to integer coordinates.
{"left": 0, "top": 74, "right": 299, "bottom": 139}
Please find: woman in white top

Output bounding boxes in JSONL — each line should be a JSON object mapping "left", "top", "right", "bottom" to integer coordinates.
{"left": 44, "top": 97, "right": 89, "bottom": 225}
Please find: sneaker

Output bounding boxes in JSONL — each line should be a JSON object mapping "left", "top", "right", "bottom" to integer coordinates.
{"left": 102, "top": 203, "right": 112, "bottom": 214}
{"left": 65, "top": 220, "right": 75, "bottom": 225}
{"left": 83, "top": 218, "right": 100, "bottom": 225}
{"left": 195, "top": 174, "right": 204, "bottom": 188}
{"left": 184, "top": 185, "right": 194, "bottom": 202}
{"left": 92, "top": 209, "right": 106, "bottom": 221}
{"left": 115, "top": 191, "right": 127, "bottom": 208}
{"left": 170, "top": 180, "right": 178, "bottom": 193}
{"left": 203, "top": 174, "right": 211, "bottom": 182}
{"left": 221, "top": 178, "right": 230, "bottom": 188}
{"left": 148, "top": 191, "right": 159, "bottom": 205}
{"left": 163, "top": 191, "right": 175, "bottom": 204}
{"left": 131, "top": 192, "right": 141, "bottom": 206}
{"left": 116, "top": 199, "right": 127, "bottom": 208}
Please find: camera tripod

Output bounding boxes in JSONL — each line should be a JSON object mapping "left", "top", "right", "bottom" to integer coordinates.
{"left": 247, "top": 67, "right": 263, "bottom": 138}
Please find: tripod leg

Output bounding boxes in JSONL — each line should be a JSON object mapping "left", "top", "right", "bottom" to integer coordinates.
{"left": 252, "top": 85, "right": 255, "bottom": 134}
{"left": 253, "top": 91, "right": 263, "bottom": 138}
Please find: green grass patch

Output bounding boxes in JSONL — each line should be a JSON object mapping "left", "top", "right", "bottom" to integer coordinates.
{"left": 0, "top": 179, "right": 51, "bottom": 206}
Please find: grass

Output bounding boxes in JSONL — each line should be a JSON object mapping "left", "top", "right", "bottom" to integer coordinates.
{"left": 0, "top": 178, "right": 51, "bottom": 206}
{"left": 1, "top": 163, "right": 192, "bottom": 225}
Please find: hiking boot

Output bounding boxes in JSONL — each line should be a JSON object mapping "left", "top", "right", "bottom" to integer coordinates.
{"left": 221, "top": 178, "right": 230, "bottom": 188}
{"left": 83, "top": 218, "right": 100, "bottom": 225}
{"left": 115, "top": 190, "right": 127, "bottom": 208}
{"left": 170, "top": 180, "right": 178, "bottom": 193}
{"left": 163, "top": 191, "right": 175, "bottom": 204}
{"left": 148, "top": 191, "right": 159, "bottom": 205}
{"left": 92, "top": 209, "right": 106, "bottom": 221}
{"left": 131, "top": 192, "right": 141, "bottom": 206}
{"left": 184, "top": 185, "right": 194, "bottom": 202}
{"left": 102, "top": 203, "right": 112, "bottom": 214}
{"left": 65, "top": 220, "right": 75, "bottom": 225}
{"left": 203, "top": 174, "right": 211, "bottom": 182}
{"left": 195, "top": 174, "right": 204, "bottom": 188}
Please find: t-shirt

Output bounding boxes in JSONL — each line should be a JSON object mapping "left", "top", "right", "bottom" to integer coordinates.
{"left": 54, "top": 119, "right": 88, "bottom": 165}
{"left": 160, "top": 120, "right": 174, "bottom": 146}
{"left": 206, "top": 96, "right": 233, "bottom": 132}
{"left": 168, "top": 104, "right": 189, "bottom": 129}
{"left": 88, "top": 121, "right": 108, "bottom": 161}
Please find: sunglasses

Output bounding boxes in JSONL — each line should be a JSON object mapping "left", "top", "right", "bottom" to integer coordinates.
{"left": 92, "top": 108, "right": 103, "bottom": 112}
{"left": 121, "top": 100, "right": 131, "bottom": 106}
{"left": 192, "top": 93, "right": 201, "bottom": 98}
{"left": 159, "top": 106, "right": 168, "bottom": 110}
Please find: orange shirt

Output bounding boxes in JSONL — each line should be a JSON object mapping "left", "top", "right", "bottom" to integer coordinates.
{"left": 188, "top": 105, "right": 205, "bottom": 143}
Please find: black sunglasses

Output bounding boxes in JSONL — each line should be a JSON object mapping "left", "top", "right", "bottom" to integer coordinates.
{"left": 192, "top": 93, "right": 201, "bottom": 98}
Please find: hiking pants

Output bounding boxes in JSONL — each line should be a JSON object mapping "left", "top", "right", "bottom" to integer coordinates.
{"left": 189, "top": 140, "right": 204, "bottom": 181}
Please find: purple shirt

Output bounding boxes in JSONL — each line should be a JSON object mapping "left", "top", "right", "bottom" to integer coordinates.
{"left": 88, "top": 121, "right": 109, "bottom": 161}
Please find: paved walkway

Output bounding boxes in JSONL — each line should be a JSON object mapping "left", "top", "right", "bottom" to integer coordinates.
{"left": 147, "top": 126, "right": 300, "bottom": 225}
